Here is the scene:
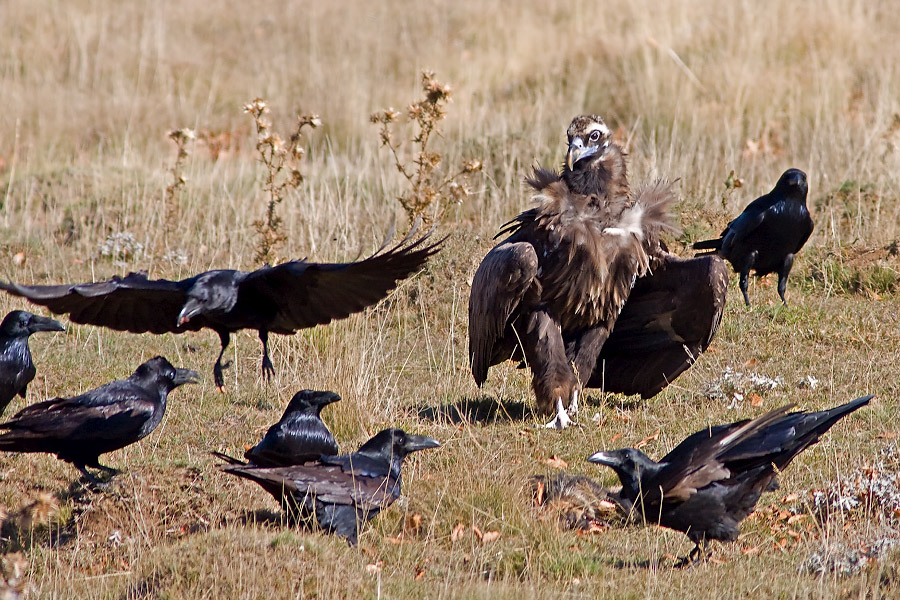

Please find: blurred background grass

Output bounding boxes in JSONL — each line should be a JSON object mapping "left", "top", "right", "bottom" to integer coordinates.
{"left": 1, "top": 0, "right": 899, "bottom": 597}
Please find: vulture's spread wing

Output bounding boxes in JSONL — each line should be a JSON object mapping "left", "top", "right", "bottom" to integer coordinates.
{"left": 589, "top": 254, "right": 728, "bottom": 398}
{"left": 468, "top": 241, "right": 539, "bottom": 385}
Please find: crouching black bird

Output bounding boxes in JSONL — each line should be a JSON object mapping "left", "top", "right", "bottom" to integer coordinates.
{"left": 693, "top": 168, "right": 813, "bottom": 306}
{"left": 0, "top": 231, "right": 442, "bottom": 390}
{"left": 0, "top": 356, "right": 199, "bottom": 482}
{"left": 223, "top": 428, "right": 440, "bottom": 544}
{"left": 588, "top": 396, "right": 871, "bottom": 565}
{"left": 0, "top": 310, "right": 64, "bottom": 416}
{"left": 469, "top": 114, "right": 676, "bottom": 428}
{"left": 214, "top": 389, "right": 340, "bottom": 467}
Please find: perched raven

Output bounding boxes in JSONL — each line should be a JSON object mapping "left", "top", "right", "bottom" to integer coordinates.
{"left": 693, "top": 168, "right": 813, "bottom": 306}
{"left": 470, "top": 114, "right": 725, "bottom": 428}
{"left": 0, "top": 231, "right": 441, "bottom": 390}
{"left": 588, "top": 396, "right": 871, "bottom": 564}
{"left": 0, "top": 310, "right": 64, "bottom": 416}
{"left": 0, "top": 356, "right": 199, "bottom": 481}
{"left": 214, "top": 389, "right": 340, "bottom": 467}
{"left": 223, "top": 428, "right": 440, "bottom": 544}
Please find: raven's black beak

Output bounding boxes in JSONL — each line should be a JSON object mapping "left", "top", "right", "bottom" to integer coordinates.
{"left": 31, "top": 315, "right": 65, "bottom": 334}
{"left": 317, "top": 391, "right": 341, "bottom": 407}
{"left": 177, "top": 301, "right": 203, "bottom": 326}
{"left": 172, "top": 368, "right": 201, "bottom": 387}
{"left": 404, "top": 434, "right": 441, "bottom": 453}
{"left": 587, "top": 451, "right": 620, "bottom": 467}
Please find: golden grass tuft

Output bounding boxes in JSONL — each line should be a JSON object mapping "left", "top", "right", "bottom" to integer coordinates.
{"left": 0, "top": 0, "right": 899, "bottom": 597}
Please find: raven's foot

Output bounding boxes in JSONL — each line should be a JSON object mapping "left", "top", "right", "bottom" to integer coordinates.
{"left": 261, "top": 354, "right": 275, "bottom": 382}
{"left": 544, "top": 397, "right": 574, "bottom": 429}
{"left": 673, "top": 544, "right": 710, "bottom": 569}
{"left": 213, "top": 359, "right": 233, "bottom": 392}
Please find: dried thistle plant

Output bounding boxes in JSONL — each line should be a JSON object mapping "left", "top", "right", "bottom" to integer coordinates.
{"left": 243, "top": 98, "right": 321, "bottom": 265}
{"left": 163, "top": 128, "right": 195, "bottom": 239}
{"left": 371, "top": 70, "right": 482, "bottom": 225}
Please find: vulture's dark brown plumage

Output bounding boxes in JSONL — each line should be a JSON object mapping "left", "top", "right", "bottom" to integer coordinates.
{"left": 469, "top": 115, "right": 727, "bottom": 427}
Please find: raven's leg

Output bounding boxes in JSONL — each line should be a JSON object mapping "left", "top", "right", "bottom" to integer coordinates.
{"left": 777, "top": 254, "right": 794, "bottom": 305}
{"left": 738, "top": 268, "right": 751, "bottom": 307}
{"left": 259, "top": 330, "right": 275, "bottom": 381}
{"left": 674, "top": 540, "right": 709, "bottom": 569}
{"left": 522, "top": 310, "right": 579, "bottom": 429}
{"left": 213, "top": 330, "right": 232, "bottom": 392}
{"left": 88, "top": 458, "right": 120, "bottom": 475}
{"left": 75, "top": 463, "right": 101, "bottom": 484}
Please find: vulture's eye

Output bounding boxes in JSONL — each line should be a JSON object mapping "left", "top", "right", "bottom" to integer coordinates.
{"left": 589, "top": 130, "right": 601, "bottom": 142}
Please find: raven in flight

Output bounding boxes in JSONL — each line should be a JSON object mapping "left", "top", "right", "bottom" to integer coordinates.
{"left": 693, "top": 168, "right": 813, "bottom": 306}
{"left": 214, "top": 389, "right": 340, "bottom": 467}
{"left": 0, "top": 231, "right": 441, "bottom": 390}
{"left": 223, "top": 428, "right": 440, "bottom": 544}
{"left": 0, "top": 356, "right": 199, "bottom": 481}
{"left": 470, "top": 114, "right": 701, "bottom": 428}
{"left": 0, "top": 310, "right": 64, "bottom": 416}
{"left": 588, "top": 395, "right": 871, "bottom": 565}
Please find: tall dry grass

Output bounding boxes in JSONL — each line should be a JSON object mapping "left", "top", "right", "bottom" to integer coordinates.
{"left": 1, "top": 0, "right": 899, "bottom": 598}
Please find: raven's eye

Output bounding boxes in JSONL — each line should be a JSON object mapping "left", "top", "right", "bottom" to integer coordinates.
{"left": 589, "top": 130, "right": 601, "bottom": 142}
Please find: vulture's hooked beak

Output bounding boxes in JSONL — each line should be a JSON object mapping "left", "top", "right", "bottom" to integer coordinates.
{"left": 172, "top": 367, "right": 201, "bottom": 387}
{"left": 566, "top": 138, "right": 598, "bottom": 171}
{"left": 30, "top": 315, "right": 65, "bottom": 334}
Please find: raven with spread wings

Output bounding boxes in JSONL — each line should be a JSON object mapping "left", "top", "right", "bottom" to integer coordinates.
{"left": 0, "top": 231, "right": 441, "bottom": 390}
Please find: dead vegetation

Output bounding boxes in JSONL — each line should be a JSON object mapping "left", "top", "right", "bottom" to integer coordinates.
{"left": 0, "top": 0, "right": 898, "bottom": 598}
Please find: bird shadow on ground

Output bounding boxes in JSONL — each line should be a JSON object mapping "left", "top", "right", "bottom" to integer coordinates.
{"left": 416, "top": 396, "right": 533, "bottom": 425}
{"left": 604, "top": 555, "right": 689, "bottom": 570}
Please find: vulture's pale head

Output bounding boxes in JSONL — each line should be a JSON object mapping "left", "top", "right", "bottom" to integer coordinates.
{"left": 565, "top": 115, "right": 612, "bottom": 172}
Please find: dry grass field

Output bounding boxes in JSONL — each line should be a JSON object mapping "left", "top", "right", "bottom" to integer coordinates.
{"left": 2, "top": 0, "right": 900, "bottom": 597}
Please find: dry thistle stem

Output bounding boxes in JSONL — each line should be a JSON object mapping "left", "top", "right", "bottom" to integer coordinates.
{"left": 371, "top": 70, "right": 482, "bottom": 225}
{"left": 163, "top": 128, "right": 195, "bottom": 240}
{"left": 243, "top": 98, "right": 320, "bottom": 265}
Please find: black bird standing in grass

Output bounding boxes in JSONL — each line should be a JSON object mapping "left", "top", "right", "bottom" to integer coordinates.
{"left": 693, "top": 168, "right": 813, "bottom": 306}
{"left": 588, "top": 395, "right": 871, "bottom": 565}
{"left": 0, "top": 356, "right": 199, "bottom": 482}
{"left": 0, "top": 310, "right": 64, "bottom": 416}
{"left": 0, "top": 231, "right": 441, "bottom": 390}
{"left": 214, "top": 389, "right": 340, "bottom": 467}
{"left": 244, "top": 389, "right": 340, "bottom": 466}
{"left": 470, "top": 115, "right": 725, "bottom": 427}
{"left": 223, "top": 428, "right": 440, "bottom": 545}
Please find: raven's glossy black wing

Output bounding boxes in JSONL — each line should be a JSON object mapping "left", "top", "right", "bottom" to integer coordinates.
{"left": 239, "top": 232, "right": 442, "bottom": 334}
{"left": 0, "top": 273, "right": 202, "bottom": 334}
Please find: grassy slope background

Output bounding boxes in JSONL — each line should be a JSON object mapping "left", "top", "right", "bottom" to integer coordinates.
{"left": 1, "top": 0, "right": 900, "bottom": 597}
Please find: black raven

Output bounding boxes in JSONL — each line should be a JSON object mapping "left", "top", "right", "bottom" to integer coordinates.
{"left": 588, "top": 395, "right": 871, "bottom": 564}
{"left": 693, "top": 168, "right": 813, "bottom": 306}
{"left": 0, "top": 356, "right": 199, "bottom": 481}
{"left": 223, "top": 428, "right": 440, "bottom": 544}
{"left": 221, "top": 389, "right": 339, "bottom": 467}
{"left": 0, "top": 310, "right": 64, "bottom": 416}
{"left": 0, "top": 232, "right": 441, "bottom": 390}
